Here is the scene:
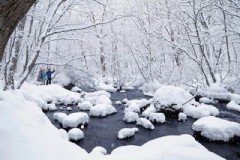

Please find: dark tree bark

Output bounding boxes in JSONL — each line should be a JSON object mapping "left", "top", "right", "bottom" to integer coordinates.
{"left": 0, "top": 0, "right": 36, "bottom": 61}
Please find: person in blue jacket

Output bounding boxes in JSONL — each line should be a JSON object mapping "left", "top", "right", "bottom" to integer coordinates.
{"left": 46, "top": 68, "right": 55, "bottom": 85}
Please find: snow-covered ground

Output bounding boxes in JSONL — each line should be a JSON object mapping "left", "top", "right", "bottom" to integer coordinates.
{"left": 192, "top": 116, "right": 240, "bottom": 142}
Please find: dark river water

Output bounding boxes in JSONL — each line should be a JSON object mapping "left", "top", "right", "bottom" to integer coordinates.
{"left": 45, "top": 89, "right": 240, "bottom": 160}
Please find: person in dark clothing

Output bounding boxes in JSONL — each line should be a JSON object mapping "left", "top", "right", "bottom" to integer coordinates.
{"left": 46, "top": 68, "right": 55, "bottom": 85}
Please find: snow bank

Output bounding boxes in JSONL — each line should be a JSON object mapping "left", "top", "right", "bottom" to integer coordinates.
{"left": 89, "top": 104, "right": 117, "bottom": 117}
{"left": 78, "top": 101, "right": 93, "bottom": 111}
{"left": 149, "top": 113, "right": 166, "bottom": 123}
{"left": 117, "top": 128, "right": 139, "bottom": 139}
{"left": 192, "top": 116, "right": 240, "bottom": 142}
{"left": 62, "top": 112, "right": 89, "bottom": 128}
{"left": 53, "top": 112, "right": 67, "bottom": 123}
{"left": 153, "top": 86, "right": 196, "bottom": 110}
{"left": 123, "top": 112, "right": 139, "bottom": 123}
{"left": 183, "top": 104, "right": 219, "bottom": 119}
{"left": 108, "top": 134, "right": 225, "bottom": 160}
{"left": 20, "top": 83, "right": 81, "bottom": 109}
{"left": 136, "top": 118, "right": 155, "bottom": 130}
{"left": 226, "top": 101, "right": 240, "bottom": 112}
{"left": 68, "top": 128, "right": 84, "bottom": 141}
{"left": 0, "top": 91, "right": 89, "bottom": 160}
{"left": 59, "top": 129, "right": 69, "bottom": 141}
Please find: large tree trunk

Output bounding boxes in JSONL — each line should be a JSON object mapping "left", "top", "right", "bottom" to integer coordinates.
{"left": 0, "top": 0, "right": 36, "bottom": 61}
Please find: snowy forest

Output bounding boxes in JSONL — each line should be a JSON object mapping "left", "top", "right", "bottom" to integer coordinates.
{"left": 0, "top": 0, "right": 240, "bottom": 160}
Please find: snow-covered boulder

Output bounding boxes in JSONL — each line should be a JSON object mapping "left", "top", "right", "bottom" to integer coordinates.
{"left": 136, "top": 118, "right": 155, "bottom": 130}
{"left": 199, "top": 97, "right": 216, "bottom": 104}
{"left": 123, "top": 112, "right": 139, "bottom": 123}
{"left": 226, "top": 101, "right": 240, "bottom": 112}
{"left": 96, "top": 95, "right": 112, "bottom": 105}
{"left": 97, "top": 83, "right": 117, "bottom": 92}
{"left": 53, "top": 112, "right": 67, "bottom": 123}
{"left": 192, "top": 116, "right": 240, "bottom": 142}
{"left": 183, "top": 104, "right": 219, "bottom": 119}
{"left": 84, "top": 90, "right": 111, "bottom": 105}
{"left": 122, "top": 98, "right": 128, "bottom": 104}
{"left": 78, "top": 101, "right": 93, "bottom": 111}
{"left": 89, "top": 104, "right": 117, "bottom": 117}
{"left": 85, "top": 90, "right": 111, "bottom": 99}
{"left": 178, "top": 112, "right": 187, "bottom": 122}
{"left": 126, "top": 99, "right": 151, "bottom": 110}
{"left": 142, "top": 104, "right": 156, "bottom": 118}
{"left": 71, "top": 86, "right": 82, "bottom": 93}
{"left": 62, "top": 112, "right": 89, "bottom": 128}
{"left": 68, "top": 128, "right": 84, "bottom": 141}
{"left": 48, "top": 104, "right": 57, "bottom": 111}
{"left": 91, "top": 146, "right": 107, "bottom": 155}
{"left": 149, "top": 113, "right": 166, "bottom": 123}
{"left": 59, "top": 129, "right": 69, "bottom": 141}
{"left": 124, "top": 103, "right": 140, "bottom": 113}
{"left": 153, "top": 86, "right": 196, "bottom": 110}
{"left": 118, "top": 128, "right": 139, "bottom": 139}
{"left": 115, "top": 101, "right": 122, "bottom": 105}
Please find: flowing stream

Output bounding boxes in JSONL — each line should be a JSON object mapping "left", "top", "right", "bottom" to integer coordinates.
{"left": 45, "top": 89, "right": 240, "bottom": 160}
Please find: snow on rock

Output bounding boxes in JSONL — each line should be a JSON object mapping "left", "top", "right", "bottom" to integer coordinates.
{"left": 96, "top": 95, "right": 112, "bottom": 105}
{"left": 67, "top": 107, "right": 72, "bottom": 111}
{"left": 153, "top": 86, "right": 196, "bottom": 111}
{"left": 59, "top": 129, "right": 69, "bottom": 141}
{"left": 120, "top": 90, "right": 126, "bottom": 93}
{"left": 78, "top": 101, "right": 93, "bottom": 111}
{"left": 126, "top": 99, "right": 151, "bottom": 110}
{"left": 109, "top": 134, "right": 224, "bottom": 160}
{"left": 136, "top": 118, "right": 155, "bottom": 130}
{"left": 84, "top": 90, "right": 111, "bottom": 105}
{"left": 122, "top": 98, "right": 128, "bottom": 104}
{"left": 20, "top": 83, "right": 82, "bottom": 106}
{"left": 68, "top": 128, "right": 84, "bottom": 141}
{"left": 140, "top": 80, "right": 163, "bottom": 96}
{"left": 142, "top": 104, "right": 156, "bottom": 118}
{"left": 226, "top": 101, "right": 240, "bottom": 112}
{"left": 178, "top": 112, "right": 187, "bottom": 122}
{"left": 115, "top": 101, "right": 122, "bottom": 105}
{"left": 62, "top": 112, "right": 89, "bottom": 128}
{"left": 71, "top": 86, "right": 82, "bottom": 93}
{"left": 53, "top": 112, "right": 67, "bottom": 123}
{"left": 124, "top": 103, "right": 140, "bottom": 113}
{"left": 123, "top": 112, "right": 139, "bottom": 123}
{"left": 199, "top": 97, "right": 217, "bottom": 104}
{"left": 192, "top": 116, "right": 240, "bottom": 142}
{"left": 90, "top": 104, "right": 117, "bottom": 117}
{"left": 117, "top": 128, "right": 139, "bottom": 139}
{"left": 48, "top": 104, "right": 57, "bottom": 111}
{"left": 0, "top": 90, "right": 89, "bottom": 160}
{"left": 149, "top": 113, "right": 166, "bottom": 123}
{"left": 183, "top": 104, "right": 219, "bottom": 119}
{"left": 97, "top": 83, "right": 117, "bottom": 92}
{"left": 91, "top": 146, "right": 107, "bottom": 155}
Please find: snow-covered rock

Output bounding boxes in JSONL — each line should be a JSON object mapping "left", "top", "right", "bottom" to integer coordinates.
{"left": 71, "top": 86, "right": 82, "bottom": 93}
{"left": 123, "top": 112, "right": 139, "bottom": 123}
{"left": 78, "top": 101, "right": 93, "bottom": 111}
{"left": 90, "top": 104, "right": 117, "bottom": 117}
{"left": 118, "top": 128, "right": 139, "bottom": 139}
{"left": 122, "top": 98, "right": 128, "bottom": 104}
{"left": 68, "top": 128, "right": 84, "bottom": 141}
{"left": 115, "top": 101, "right": 122, "bottom": 105}
{"left": 142, "top": 104, "right": 157, "bottom": 118}
{"left": 178, "top": 112, "right": 187, "bottom": 122}
{"left": 53, "top": 112, "right": 67, "bottom": 123}
{"left": 96, "top": 95, "right": 112, "bottom": 105}
{"left": 126, "top": 99, "right": 151, "bottom": 110}
{"left": 120, "top": 90, "right": 126, "bottom": 93}
{"left": 84, "top": 90, "right": 111, "bottom": 105}
{"left": 136, "top": 118, "right": 155, "bottom": 130}
{"left": 153, "top": 86, "right": 196, "bottom": 110}
{"left": 124, "top": 103, "right": 140, "bottom": 113}
{"left": 183, "top": 104, "right": 219, "bottom": 119}
{"left": 192, "top": 116, "right": 240, "bottom": 142}
{"left": 48, "top": 104, "right": 57, "bottom": 111}
{"left": 149, "top": 113, "right": 166, "bottom": 123}
{"left": 97, "top": 83, "right": 117, "bottom": 92}
{"left": 91, "top": 146, "right": 107, "bottom": 155}
{"left": 199, "top": 97, "right": 216, "bottom": 104}
{"left": 67, "top": 107, "right": 72, "bottom": 111}
{"left": 59, "top": 129, "right": 69, "bottom": 141}
{"left": 62, "top": 112, "right": 89, "bottom": 128}
{"left": 226, "top": 101, "right": 240, "bottom": 112}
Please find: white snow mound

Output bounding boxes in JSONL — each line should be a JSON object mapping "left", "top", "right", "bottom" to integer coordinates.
{"left": 118, "top": 128, "right": 139, "bottom": 139}
{"left": 136, "top": 118, "right": 155, "bottom": 130}
{"left": 53, "top": 112, "right": 67, "bottom": 123}
{"left": 149, "top": 113, "right": 166, "bottom": 123}
{"left": 226, "top": 101, "right": 240, "bottom": 112}
{"left": 78, "top": 101, "right": 93, "bottom": 111}
{"left": 68, "top": 128, "right": 84, "bottom": 141}
{"left": 192, "top": 116, "right": 240, "bottom": 142}
{"left": 62, "top": 112, "right": 89, "bottom": 128}
{"left": 123, "top": 112, "right": 139, "bottom": 123}
{"left": 90, "top": 104, "right": 117, "bottom": 117}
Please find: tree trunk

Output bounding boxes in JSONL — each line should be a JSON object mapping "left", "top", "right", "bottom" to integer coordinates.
{"left": 0, "top": 0, "right": 36, "bottom": 61}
